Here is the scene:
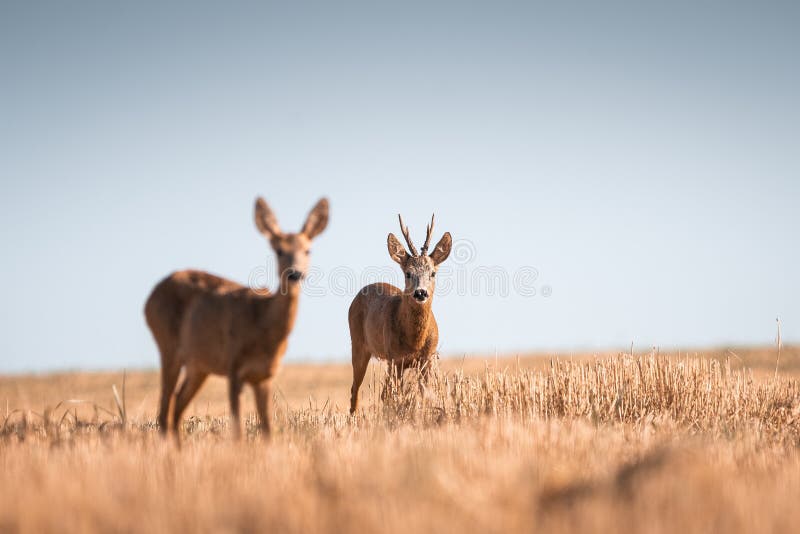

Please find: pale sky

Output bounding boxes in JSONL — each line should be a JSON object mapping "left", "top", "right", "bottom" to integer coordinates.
{"left": 1, "top": 1, "right": 798, "bottom": 372}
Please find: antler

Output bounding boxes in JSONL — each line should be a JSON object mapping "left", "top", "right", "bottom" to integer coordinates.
{"left": 397, "top": 214, "right": 419, "bottom": 256}
{"left": 421, "top": 214, "right": 435, "bottom": 255}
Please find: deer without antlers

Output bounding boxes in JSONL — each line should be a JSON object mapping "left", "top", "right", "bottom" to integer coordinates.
{"left": 348, "top": 213, "right": 453, "bottom": 414}
{"left": 144, "top": 197, "right": 329, "bottom": 438}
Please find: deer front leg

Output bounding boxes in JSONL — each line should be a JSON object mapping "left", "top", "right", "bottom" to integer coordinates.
{"left": 381, "top": 361, "right": 405, "bottom": 402}
{"left": 419, "top": 354, "right": 437, "bottom": 384}
{"left": 253, "top": 380, "right": 272, "bottom": 438}
{"left": 228, "top": 371, "right": 243, "bottom": 440}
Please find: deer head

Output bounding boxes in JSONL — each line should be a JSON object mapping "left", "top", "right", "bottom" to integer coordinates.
{"left": 387, "top": 214, "right": 452, "bottom": 304}
{"left": 255, "top": 197, "right": 329, "bottom": 284}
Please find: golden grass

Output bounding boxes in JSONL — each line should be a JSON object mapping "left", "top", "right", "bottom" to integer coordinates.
{"left": 1, "top": 346, "right": 799, "bottom": 533}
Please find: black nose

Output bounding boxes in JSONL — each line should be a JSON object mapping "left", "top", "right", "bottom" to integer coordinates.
{"left": 287, "top": 270, "right": 303, "bottom": 281}
{"left": 413, "top": 289, "right": 428, "bottom": 301}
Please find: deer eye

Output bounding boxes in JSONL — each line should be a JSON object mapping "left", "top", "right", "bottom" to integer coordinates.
{"left": 431, "top": 271, "right": 436, "bottom": 278}
{"left": 405, "top": 272, "right": 411, "bottom": 279}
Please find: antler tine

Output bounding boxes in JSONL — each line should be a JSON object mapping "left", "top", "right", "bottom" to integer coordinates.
{"left": 397, "top": 213, "right": 419, "bottom": 256}
{"left": 421, "top": 213, "right": 435, "bottom": 255}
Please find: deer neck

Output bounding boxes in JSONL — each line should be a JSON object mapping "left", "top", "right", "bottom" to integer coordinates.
{"left": 396, "top": 296, "right": 433, "bottom": 348}
{"left": 262, "top": 278, "right": 302, "bottom": 340}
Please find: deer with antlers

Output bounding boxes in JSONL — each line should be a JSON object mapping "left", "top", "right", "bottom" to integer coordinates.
{"left": 348, "top": 214, "right": 452, "bottom": 414}
{"left": 144, "top": 197, "right": 329, "bottom": 438}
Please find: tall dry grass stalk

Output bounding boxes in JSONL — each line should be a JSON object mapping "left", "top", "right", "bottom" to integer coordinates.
{"left": 775, "top": 317, "right": 783, "bottom": 378}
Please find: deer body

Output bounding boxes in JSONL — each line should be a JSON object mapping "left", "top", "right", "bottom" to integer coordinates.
{"left": 144, "top": 198, "right": 328, "bottom": 438}
{"left": 351, "top": 283, "right": 439, "bottom": 363}
{"left": 176, "top": 282, "right": 298, "bottom": 380}
{"left": 348, "top": 215, "right": 452, "bottom": 414}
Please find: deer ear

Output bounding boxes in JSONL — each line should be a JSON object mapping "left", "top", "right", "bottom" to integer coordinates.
{"left": 387, "top": 233, "right": 408, "bottom": 264}
{"left": 255, "top": 197, "right": 281, "bottom": 238}
{"left": 429, "top": 232, "right": 452, "bottom": 265}
{"left": 301, "top": 198, "right": 329, "bottom": 239}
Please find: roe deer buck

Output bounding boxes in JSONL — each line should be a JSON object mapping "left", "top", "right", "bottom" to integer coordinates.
{"left": 348, "top": 214, "right": 452, "bottom": 413}
{"left": 144, "top": 197, "right": 329, "bottom": 438}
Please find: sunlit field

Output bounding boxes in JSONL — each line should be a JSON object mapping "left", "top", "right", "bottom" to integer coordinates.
{"left": 1, "top": 346, "right": 799, "bottom": 533}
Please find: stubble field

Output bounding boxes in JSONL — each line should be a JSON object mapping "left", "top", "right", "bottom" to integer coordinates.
{"left": 1, "top": 346, "right": 799, "bottom": 533}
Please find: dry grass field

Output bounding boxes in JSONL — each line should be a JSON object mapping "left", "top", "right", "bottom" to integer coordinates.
{"left": 1, "top": 346, "right": 799, "bottom": 533}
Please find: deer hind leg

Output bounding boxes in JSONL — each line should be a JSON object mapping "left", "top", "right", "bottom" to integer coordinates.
{"left": 253, "top": 380, "right": 272, "bottom": 439}
{"left": 157, "top": 352, "right": 181, "bottom": 435}
{"left": 171, "top": 368, "right": 208, "bottom": 437}
{"left": 350, "top": 346, "right": 371, "bottom": 415}
{"left": 229, "top": 372, "right": 243, "bottom": 440}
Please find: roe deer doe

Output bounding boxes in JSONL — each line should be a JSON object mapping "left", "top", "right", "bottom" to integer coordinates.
{"left": 348, "top": 214, "right": 452, "bottom": 413}
{"left": 144, "top": 197, "right": 329, "bottom": 438}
